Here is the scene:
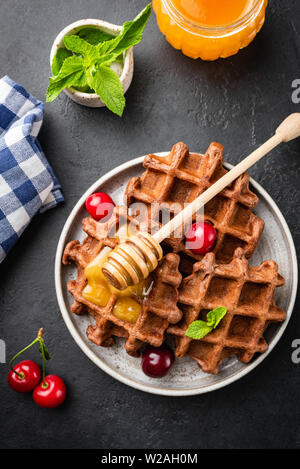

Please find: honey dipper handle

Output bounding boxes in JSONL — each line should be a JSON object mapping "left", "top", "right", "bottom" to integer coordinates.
{"left": 154, "top": 113, "right": 300, "bottom": 244}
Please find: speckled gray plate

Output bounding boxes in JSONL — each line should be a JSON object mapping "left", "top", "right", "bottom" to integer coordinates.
{"left": 55, "top": 154, "right": 298, "bottom": 396}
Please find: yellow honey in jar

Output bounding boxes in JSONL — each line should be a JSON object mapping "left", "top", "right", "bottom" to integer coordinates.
{"left": 152, "top": 0, "right": 268, "bottom": 60}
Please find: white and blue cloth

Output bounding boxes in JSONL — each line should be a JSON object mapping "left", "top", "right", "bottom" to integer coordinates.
{"left": 0, "top": 76, "right": 63, "bottom": 262}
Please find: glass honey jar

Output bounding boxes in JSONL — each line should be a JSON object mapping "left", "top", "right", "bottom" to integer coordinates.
{"left": 152, "top": 0, "right": 268, "bottom": 60}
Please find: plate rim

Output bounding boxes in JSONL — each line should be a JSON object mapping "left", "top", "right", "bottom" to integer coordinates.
{"left": 54, "top": 154, "right": 298, "bottom": 396}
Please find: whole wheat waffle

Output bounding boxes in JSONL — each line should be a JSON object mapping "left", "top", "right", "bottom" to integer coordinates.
{"left": 125, "top": 142, "right": 264, "bottom": 267}
{"left": 63, "top": 206, "right": 182, "bottom": 356}
{"left": 167, "top": 247, "right": 286, "bottom": 374}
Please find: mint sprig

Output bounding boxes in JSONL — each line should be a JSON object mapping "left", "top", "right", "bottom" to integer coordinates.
{"left": 185, "top": 307, "right": 228, "bottom": 340}
{"left": 46, "top": 3, "right": 152, "bottom": 116}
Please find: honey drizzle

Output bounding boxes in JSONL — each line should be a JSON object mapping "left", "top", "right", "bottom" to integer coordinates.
{"left": 82, "top": 245, "right": 152, "bottom": 324}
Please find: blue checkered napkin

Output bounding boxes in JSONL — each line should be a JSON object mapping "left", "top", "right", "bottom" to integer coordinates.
{"left": 0, "top": 76, "right": 64, "bottom": 262}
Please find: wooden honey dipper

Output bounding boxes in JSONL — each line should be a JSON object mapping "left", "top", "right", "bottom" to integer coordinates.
{"left": 102, "top": 114, "right": 300, "bottom": 290}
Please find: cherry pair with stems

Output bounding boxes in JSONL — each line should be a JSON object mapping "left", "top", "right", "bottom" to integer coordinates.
{"left": 8, "top": 328, "right": 66, "bottom": 408}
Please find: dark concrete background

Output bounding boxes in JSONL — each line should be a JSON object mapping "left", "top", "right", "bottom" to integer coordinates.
{"left": 0, "top": 0, "right": 299, "bottom": 449}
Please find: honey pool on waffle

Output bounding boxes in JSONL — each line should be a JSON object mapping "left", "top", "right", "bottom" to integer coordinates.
{"left": 63, "top": 206, "right": 182, "bottom": 355}
{"left": 82, "top": 245, "right": 152, "bottom": 324}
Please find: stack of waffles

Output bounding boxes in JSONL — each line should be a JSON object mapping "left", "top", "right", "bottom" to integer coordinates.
{"left": 63, "top": 142, "right": 286, "bottom": 374}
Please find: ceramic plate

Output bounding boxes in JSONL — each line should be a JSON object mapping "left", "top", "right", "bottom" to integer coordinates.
{"left": 55, "top": 154, "right": 298, "bottom": 396}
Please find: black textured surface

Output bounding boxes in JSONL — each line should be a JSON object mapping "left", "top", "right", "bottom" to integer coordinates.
{"left": 0, "top": 0, "right": 299, "bottom": 450}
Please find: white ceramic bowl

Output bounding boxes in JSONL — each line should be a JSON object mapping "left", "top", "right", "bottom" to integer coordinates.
{"left": 55, "top": 155, "right": 298, "bottom": 396}
{"left": 49, "top": 19, "right": 134, "bottom": 108}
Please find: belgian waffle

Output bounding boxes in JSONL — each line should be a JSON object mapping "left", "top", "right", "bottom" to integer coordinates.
{"left": 63, "top": 206, "right": 182, "bottom": 356}
{"left": 167, "top": 247, "right": 286, "bottom": 374}
{"left": 125, "top": 142, "right": 264, "bottom": 266}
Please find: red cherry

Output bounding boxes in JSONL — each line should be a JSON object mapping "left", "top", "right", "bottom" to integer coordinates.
{"left": 85, "top": 192, "right": 115, "bottom": 222}
{"left": 8, "top": 360, "right": 41, "bottom": 393}
{"left": 142, "top": 345, "right": 175, "bottom": 378}
{"left": 186, "top": 221, "right": 217, "bottom": 255}
{"left": 33, "top": 375, "right": 66, "bottom": 408}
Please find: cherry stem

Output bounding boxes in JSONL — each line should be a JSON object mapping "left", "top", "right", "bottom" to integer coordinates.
{"left": 9, "top": 328, "right": 47, "bottom": 383}
{"left": 37, "top": 329, "right": 47, "bottom": 386}
{"left": 9, "top": 336, "right": 39, "bottom": 378}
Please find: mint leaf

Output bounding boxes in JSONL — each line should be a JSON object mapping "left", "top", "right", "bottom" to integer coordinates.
{"left": 77, "top": 27, "right": 115, "bottom": 45}
{"left": 51, "top": 48, "right": 72, "bottom": 76}
{"left": 46, "top": 56, "right": 87, "bottom": 102}
{"left": 207, "top": 307, "right": 227, "bottom": 329}
{"left": 96, "top": 52, "right": 120, "bottom": 68}
{"left": 54, "top": 55, "right": 85, "bottom": 79}
{"left": 46, "top": 71, "right": 86, "bottom": 101}
{"left": 63, "top": 35, "right": 97, "bottom": 62}
{"left": 87, "top": 64, "right": 125, "bottom": 116}
{"left": 97, "top": 3, "right": 152, "bottom": 58}
{"left": 186, "top": 320, "right": 213, "bottom": 340}
{"left": 113, "top": 3, "right": 152, "bottom": 54}
{"left": 185, "top": 307, "right": 227, "bottom": 340}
